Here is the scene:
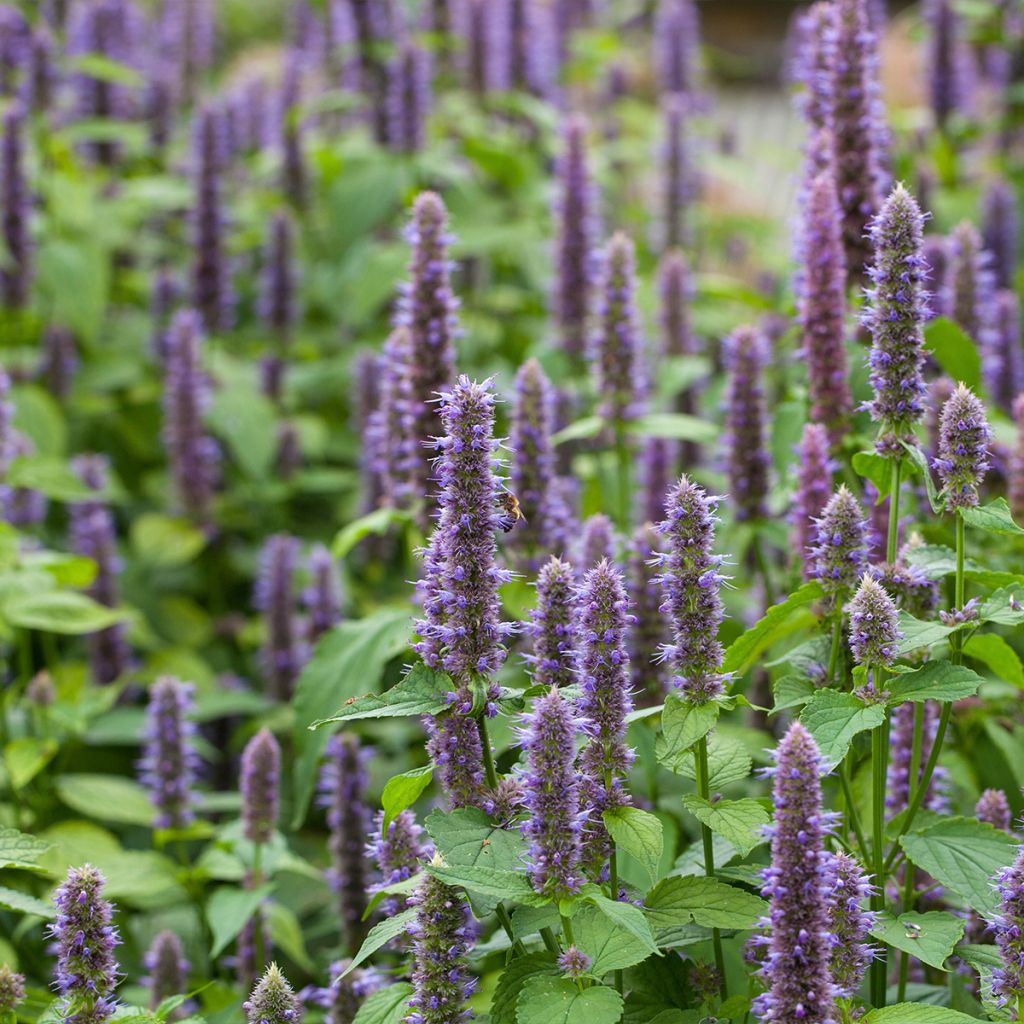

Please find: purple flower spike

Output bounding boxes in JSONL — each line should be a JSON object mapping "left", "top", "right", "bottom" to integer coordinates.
{"left": 926, "top": 376, "right": 955, "bottom": 460}
{"left": 304, "top": 544, "right": 342, "bottom": 644}
{"left": 369, "top": 326, "right": 416, "bottom": 510}
{"left": 24, "top": 26, "right": 57, "bottom": 115}
{"left": 520, "top": 687, "right": 585, "bottom": 900}
{"left": 977, "top": 789, "right": 1012, "bottom": 832}
{"left": 1, "top": 105, "right": 29, "bottom": 309}
{"left": 923, "top": 234, "right": 949, "bottom": 319}
{"left": 724, "top": 325, "right": 770, "bottom": 522}
{"left": 320, "top": 734, "right": 370, "bottom": 952}
{"left": 387, "top": 41, "right": 431, "bottom": 153}
{"left": 798, "top": 162, "right": 852, "bottom": 449}
{"left": 654, "top": 0, "right": 700, "bottom": 95}
{"left": 992, "top": 849, "right": 1024, "bottom": 1007}
{"left": 241, "top": 728, "right": 280, "bottom": 845}
{"left": 886, "top": 701, "right": 948, "bottom": 816}
{"left": 832, "top": 0, "right": 887, "bottom": 284}
{"left": 829, "top": 852, "right": 875, "bottom": 998}
{"left": 0, "top": 6, "right": 28, "bottom": 98}
{"left": 243, "top": 964, "right": 302, "bottom": 1024}
{"left": 640, "top": 437, "right": 676, "bottom": 527}
{"left": 367, "top": 808, "right": 428, "bottom": 916}
{"left": 40, "top": 326, "right": 78, "bottom": 400}
{"left": 190, "top": 105, "right": 234, "bottom": 335}
{"left": 592, "top": 232, "right": 645, "bottom": 424}
{"left": 988, "top": 290, "right": 1024, "bottom": 413}
{"left": 809, "top": 485, "right": 868, "bottom": 597}
{"left": 143, "top": 931, "right": 189, "bottom": 1017}
{"left": 934, "top": 382, "right": 991, "bottom": 510}
{"left": 925, "top": 0, "right": 973, "bottom": 130}
{"left": 140, "top": 677, "right": 199, "bottom": 830}
{"left": 260, "top": 211, "right": 298, "bottom": 352}
{"left": 792, "top": 424, "right": 835, "bottom": 581}
{"left": 156, "top": 0, "right": 216, "bottom": 106}
{"left": 395, "top": 192, "right": 459, "bottom": 506}
{"left": 753, "top": 722, "right": 836, "bottom": 1024}
{"left": 307, "top": 960, "right": 382, "bottom": 1024}
{"left": 946, "top": 220, "right": 992, "bottom": 343}
{"left": 792, "top": 3, "right": 835, "bottom": 158}
{"left": 660, "top": 92, "right": 694, "bottom": 251}
{"left": 404, "top": 868, "right": 476, "bottom": 1024}
{"left": 255, "top": 534, "right": 305, "bottom": 701}
{"left": 982, "top": 178, "right": 1018, "bottom": 291}
{"left": 628, "top": 523, "right": 670, "bottom": 702}
{"left": 0, "top": 965, "right": 25, "bottom": 1014}
{"left": 1011, "top": 394, "right": 1024, "bottom": 522}
{"left": 659, "top": 249, "right": 695, "bottom": 360}
{"left": 529, "top": 556, "right": 578, "bottom": 690}
{"left": 426, "top": 711, "right": 488, "bottom": 812}
{"left": 848, "top": 573, "right": 901, "bottom": 667}
{"left": 507, "top": 0, "right": 554, "bottom": 99}
{"left": 558, "top": 947, "right": 592, "bottom": 981}
{"left": 553, "top": 114, "right": 598, "bottom": 362}
{"left": 69, "top": 455, "right": 130, "bottom": 684}
{"left": 579, "top": 513, "right": 615, "bottom": 570}
{"left": 279, "top": 55, "right": 307, "bottom": 209}
{"left": 863, "top": 184, "right": 930, "bottom": 456}
{"left": 50, "top": 865, "right": 120, "bottom": 1024}
{"left": 654, "top": 476, "right": 729, "bottom": 703}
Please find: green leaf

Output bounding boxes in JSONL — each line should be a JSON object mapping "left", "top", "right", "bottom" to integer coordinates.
{"left": 721, "top": 582, "right": 824, "bottom": 676}
{"left": 425, "top": 808, "right": 528, "bottom": 871}
{"left": 341, "top": 909, "right": 417, "bottom": 977}
{"left": 351, "top": 984, "right": 414, "bottom": 1024}
{"left": 852, "top": 451, "right": 892, "bottom": 497}
{"left": 265, "top": 902, "right": 315, "bottom": 972}
{"left": 660, "top": 695, "right": 719, "bottom": 758}
{"left": 603, "top": 807, "right": 664, "bottom": 887}
{"left": 680, "top": 796, "right": 769, "bottom": 856}
{"left": 4, "top": 456, "right": 97, "bottom": 501}
{"left": 332, "top": 507, "right": 413, "bottom": 559}
{"left": 896, "top": 611, "right": 958, "bottom": 655}
{"left": 67, "top": 53, "right": 145, "bottom": 87}
{"left": 863, "top": 1004, "right": 980, "bottom": 1023}
{"left": 207, "top": 383, "right": 278, "bottom": 480}
{"left": 206, "top": 883, "right": 275, "bottom": 957}
{"left": 56, "top": 775, "right": 154, "bottom": 827}
{"left": 901, "top": 443, "right": 944, "bottom": 515}
{"left": 924, "top": 316, "right": 981, "bottom": 389}
{"left": 963, "top": 633, "right": 1024, "bottom": 687}
{"left": 959, "top": 497, "right": 1024, "bottom": 537}
{"left": 425, "top": 864, "right": 542, "bottom": 905}
{"left": 22, "top": 550, "right": 97, "bottom": 587}
{"left": 771, "top": 674, "right": 817, "bottom": 714}
{"left": 5, "top": 737, "right": 58, "bottom": 790}
{"left": 2, "top": 591, "right": 128, "bottom": 635}
{"left": 628, "top": 413, "right": 718, "bottom": 444}
{"left": 900, "top": 817, "right": 1017, "bottom": 916}
{"left": 869, "top": 911, "right": 964, "bottom": 971}
{"left": 885, "top": 661, "right": 983, "bottom": 705}
{"left": 516, "top": 978, "right": 623, "bottom": 1024}
{"left": 799, "top": 690, "right": 886, "bottom": 769}
{"left": 314, "top": 664, "right": 450, "bottom": 725}
{"left": 381, "top": 765, "right": 433, "bottom": 834}
{"left": 978, "top": 588, "right": 1024, "bottom": 627}
{"left": 0, "top": 885, "right": 55, "bottom": 918}
{"left": 645, "top": 875, "right": 766, "bottom": 930}
{"left": 665, "top": 733, "right": 752, "bottom": 790}
{"left": 584, "top": 891, "right": 660, "bottom": 956}
{"left": 552, "top": 416, "right": 604, "bottom": 446}
{"left": 130, "top": 514, "right": 207, "bottom": 567}
{"left": 573, "top": 903, "right": 653, "bottom": 974}
{"left": 490, "top": 953, "right": 559, "bottom": 1024}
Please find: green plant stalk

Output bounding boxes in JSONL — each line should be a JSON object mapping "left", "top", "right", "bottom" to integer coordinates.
{"left": 827, "top": 612, "right": 843, "bottom": 682}
{"left": 838, "top": 760, "right": 869, "bottom": 862}
{"left": 869, "top": 698, "right": 890, "bottom": 1009}
{"left": 750, "top": 533, "right": 777, "bottom": 608}
{"left": 252, "top": 840, "right": 266, "bottom": 977}
{"left": 614, "top": 426, "right": 631, "bottom": 531}
{"left": 602, "top": 766, "right": 625, "bottom": 996}
{"left": 886, "top": 458, "right": 903, "bottom": 564}
{"left": 953, "top": 514, "right": 965, "bottom": 664}
{"left": 696, "top": 736, "right": 728, "bottom": 1000}
{"left": 539, "top": 925, "right": 561, "bottom": 957}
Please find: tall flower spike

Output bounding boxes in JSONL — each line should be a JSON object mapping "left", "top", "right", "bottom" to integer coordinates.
{"left": 628, "top": 523, "right": 670, "bottom": 703}
{"left": 753, "top": 722, "right": 836, "bottom": 1024}
{"left": 926, "top": 375, "right": 955, "bottom": 459}
{"left": 579, "top": 513, "right": 615, "bottom": 570}
{"left": 934, "top": 383, "right": 991, "bottom": 510}
{"left": 553, "top": 115, "right": 598, "bottom": 362}
{"left": 946, "top": 220, "right": 992, "bottom": 342}
{"left": 828, "top": 852, "right": 875, "bottom": 998}
{"left": 832, "top": 0, "right": 886, "bottom": 284}
{"left": 660, "top": 93, "right": 693, "bottom": 251}
{"left": 304, "top": 544, "right": 342, "bottom": 644}
{"left": 798, "top": 161, "right": 853, "bottom": 448}
{"left": 241, "top": 728, "right": 280, "bottom": 845}
{"left": 863, "top": 184, "right": 930, "bottom": 456}
{"left": 848, "top": 573, "right": 901, "bottom": 667}
{"left": 592, "top": 232, "right": 645, "bottom": 424}
{"left": 923, "top": 234, "right": 949, "bottom": 319}
{"left": 886, "top": 700, "right": 948, "bottom": 815}
{"left": 50, "top": 865, "right": 120, "bottom": 1024}
{"left": 404, "top": 867, "right": 476, "bottom": 1024}
{"left": 792, "top": 2, "right": 835, "bottom": 162}
{"left": 156, "top": 0, "right": 216, "bottom": 106}
{"left": 260, "top": 210, "right": 297, "bottom": 355}
{"left": 143, "top": 931, "right": 189, "bottom": 1016}
{"left": 925, "top": 0, "right": 972, "bottom": 130}
{"left": 394, "top": 192, "right": 459, "bottom": 507}
{"left": 655, "top": 476, "right": 728, "bottom": 702}
{"left": 40, "top": 326, "right": 78, "bottom": 400}
{"left": 1, "top": 105, "right": 29, "bottom": 309}
{"left": 69, "top": 455, "right": 130, "bottom": 684}
{"left": 640, "top": 437, "right": 675, "bottom": 527}
{"left": 1011, "top": 394, "right": 1024, "bottom": 522}
{"left": 348, "top": 0, "right": 394, "bottom": 142}
{"left": 992, "top": 848, "right": 1024, "bottom": 1009}
{"left": 659, "top": 249, "right": 695, "bottom": 359}
{"left": 139, "top": 677, "right": 198, "bottom": 830}
{"left": 319, "top": 734, "right": 370, "bottom": 954}
{"left": 724, "top": 325, "right": 770, "bottom": 522}
{"left": 367, "top": 809, "right": 428, "bottom": 916}
{"left": 352, "top": 350, "right": 384, "bottom": 514}
{"left": 244, "top": 964, "right": 302, "bottom": 1024}
{"left": 279, "top": 54, "right": 306, "bottom": 209}
{"left": 507, "top": 0, "right": 554, "bottom": 99}
{"left": 809, "top": 485, "right": 868, "bottom": 597}
{"left": 576, "top": 560, "right": 635, "bottom": 874}
{"left": 309, "top": 961, "right": 382, "bottom": 1024}
{"left": 977, "top": 789, "right": 1012, "bottom": 832}
{"left": 520, "top": 687, "right": 585, "bottom": 899}
{"left": 792, "top": 424, "right": 835, "bottom": 581}
{"left": 255, "top": 534, "right": 304, "bottom": 701}
{"left": 528, "top": 556, "right": 578, "bottom": 690}
{"left": 370, "top": 326, "right": 416, "bottom": 509}
{"left": 386, "top": 41, "right": 431, "bottom": 153}
{"left": 983, "top": 177, "right": 1018, "bottom": 291}
{"left": 654, "top": 0, "right": 700, "bottom": 95}
{"left": 988, "top": 290, "right": 1024, "bottom": 413}
{"left": 190, "top": 105, "right": 233, "bottom": 334}
{"left": 425, "top": 711, "right": 488, "bottom": 812}
{"left": 0, "top": 964, "right": 25, "bottom": 1015}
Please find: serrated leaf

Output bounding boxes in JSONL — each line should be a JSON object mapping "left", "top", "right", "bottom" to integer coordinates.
{"left": 332, "top": 506, "right": 414, "bottom": 559}
{"left": 351, "top": 984, "right": 414, "bottom": 1024}
{"left": 313, "top": 664, "right": 450, "bottom": 725}
{"left": 863, "top": 1003, "right": 980, "bottom": 1023}
{"left": 56, "top": 775, "right": 155, "bottom": 826}
{"left": 572, "top": 904, "right": 652, "bottom": 974}
{"left": 901, "top": 442, "right": 944, "bottom": 515}
{"left": 660, "top": 695, "right": 719, "bottom": 758}
{"left": 680, "top": 796, "right": 769, "bottom": 856}
{"left": 665, "top": 733, "right": 752, "bottom": 790}
{"left": 799, "top": 689, "right": 886, "bottom": 769}
{"left": 425, "top": 808, "right": 528, "bottom": 871}
{"left": 959, "top": 498, "right": 1024, "bottom": 537}
{"left": 516, "top": 978, "right": 623, "bottom": 1024}
{"left": 490, "top": 953, "right": 559, "bottom": 1024}
{"left": 721, "top": 582, "right": 824, "bottom": 675}
{"left": 341, "top": 909, "right": 417, "bottom": 977}
{"left": 646, "top": 875, "right": 766, "bottom": 930}
{"left": 900, "top": 817, "right": 1017, "bottom": 917}
{"left": 381, "top": 765, "right": 433, "bottom": 834}
{"left": 425, "top": 863, "right": 541, "bottom": 904}
{"left": 978, "top": 588, "right": 1024, "bottom": 627}
{"left": 896, "top": 611, "right": 958, "bottom": 655}
{"left": 206, "top": 883, "right": 275, "bottom": 957}
{"left": 5, "top": 737, "right": 58, "bottom": 790}
{"left": 0, "top": 885, "right": 55, "bottom": 918}
{"left": 924, "top": 316, "right": 981, "bottom": 389}
{"left": 584, "top": 891, "right": 660, "bottom": 956}
{"left": 603, "top": 807, "right": 663, "bottom": 886}
{"left": 771, "top": 674, "right": 816, "bottom": 714}
{"left": 963, "top": 633, "right": 1024, "bottom": 687}
{"left": 852, "top": 450, "right": 892, "bottom": 497}
{"left": 885, "top": 661, "right": 983, "bottom": 705}
{"left": 869, "top": 911, "right": 964, "bottom": 971}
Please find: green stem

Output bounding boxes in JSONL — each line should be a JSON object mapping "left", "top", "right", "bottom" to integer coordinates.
{"left": 495, "top": 904, "right": 527, "bottom": 957}
{"left": 540, "top": 925, "right": 561, "bottom": 956}
{"left": 827, "top": 613, "right": 843, "bottom": 683}
{"left": 869, "top": 697, "right": 890, "bottom": 1009}
{"left": 696, "top": 736, "right": 728, "bottom": 1000}
{"left": 897, "top": 850, "right": 917, "bottom": 1002}
{"left": 838, "top": 761, "right": 869, "bottom": 861}
{"left": 252, "top": 841, "right": 266, "bottom": 975}
{"left": 750, "top": 534, "right": 777, "bottom": 608}
{"left": 953, "top": 514, "right": 966, "bottom": 665}
{"left": 561, "top": 915, "right": 575, "bottom": 946}
{"left": 477, "top": 715, "right": 499, "bottom": 790}
{"left": 614, "top": 427, "right": 631, "bottom": 531}
{"left": 886, "top": 458, "right": 903, "bottom": 564}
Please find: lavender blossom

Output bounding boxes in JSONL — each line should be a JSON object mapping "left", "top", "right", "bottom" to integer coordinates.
{"left": 558, "top": 948, "right": 591, "bottom": 981}
{"left": 157, "top": 0, "right": 216, "bottom": 106}
{"left": 425, "top": 711, "right": 488, "bottom": 812}
{"left": 150, "top": 267, "right": 180, "bottom": 364}
{"left": 352, "top": 351, "right": 385, "bottom": 514}
{"left": 553, "top": 115, "right": 598, "bottom": 362}
{"left": 592, "top": 232, "right": 645, "bottom": 424}
{"left": 244, "top": 964, "right": 302, "bottom": 1024}
{"left": 241, "top": 728, "right": 280, "bottom": 845}
{"left": 654, "top": 0, "right": 699, "bottom": 95}
{"left": 1011, "top": 394, "right": 1024, "bottom": 522}
{"left": 655, "top": 476, "right": 728, "bottom": 703}
{"left": 724, "top": 325, "right": 770, "bottom": 521}
{"left": 404, "top": 868, "right": 476, "bottom": 1024}
{"left": 847, "top": 573, "right": 900, "bottom": 667}
{"left": 977, "top": 789, "right": 1012, "bottom": 832}
{"left": 69, "top": 455, "right": 130, "bottom": 685}
{"left": 992, "top": 848, "right": 1024, "bottom": 1008}
{"left": 140, "top": 677, "right": 199, "bottom": 830}
{"left": 660, "top": 93, "right": 694, "bottom": 251}
{"left": 946, "top": 220, "right": 992, "bottom": 343}
{"left": 925, "top": 0, "right": 972, "bottom": 130}
{"left": 519, "top": 687, "right": 585, "bottom": 899}
{"left": 23, "top": 26, "right": 57, "bottom": 115}
{"left": 753, "top": 722, "right": 836, "bottom": 1024}
{"left": 462, "top": 0, "right": 505, "bottom": 94}
{"left": 934, "top": 383, "right": 991, "bottom": 510}
{"left": 628, "top": 523, "right": 669, "bottom": 702}
{"left": 528, "top": 556, "right": 578, "bottom": 690}
{"left": 307, "top": 960, "right": 382, "bottom": 1024}
{"left": 0, "top": 6, "right": 27, "bottom": 97}
{"left": 236, "top": 907, "right": 272, "bottom": 998}
{"left": 260, "top": 211, "right": 297, "bottom": 354}
{"left": 579, "top": 513, "right": 615, "bottom": 569}
{"left": 0, "top": 965, "right": 25, "bottom": 1014}
{"left": 370, "top": 326, "right": 416, "bottom": 509}
{"left": 1, "top": 105, "right": 29, "bottom": 309}
{"left": 923, "top": 234, "right": 949, "bottom": 319}
{"left": 863, "top": 184, "right": 930, "bottom": 455}
{"left": 50, "top": 866, "right": 120, "bottom": 1024}
{"left": 886, "top": 700, "right": 949, "bottom": 816}
{"left": 640, "top": 437, "right": 675, "bottom": 527}
{"left": 304, "top": 544, "right": 342, "bottom": 644}
{"left": 988, "top": 289, "right": 1024, "bottom": 413}
{"left": 809, "top": 485, "right": 868, "bottom": 597}
{"left": 792, "top": 424, "right": 834, "bottom": 580}
{"left": 507, "top": 0, "right": 553, "bottom": 99}
{"left": 792, "top": 3, "right": 835, "bottom": 158}
{"left": 349, "top": 0, "right": 394, "bottom": 142}
{"left": 926, "top": 376, "right": 955, "bottom": 460}
{"left": 983, "top": 178, "right": 1018, "bottom": 291}
{"left": 386, "top": 41, "right": 431, "bottom": 153}
{"left": 40, "top": 326, "right": 77, "bottom": 400}
{"left": 279, "top": 55, "right": 306, "bottom": 210}
{"left": 143, "top": 931, "right": 189, "bottom": 1016}
{"left": 659, "top": 250, "right": 694, "bottom": 360}
{"left": 367, "top": 809, "right": 427, "bottom": 916}
{"left": 828, "top": 852, "right": 875, "bottom": 998}
{"left": 255, "top": 534, "right": 304, "bottom": 701}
